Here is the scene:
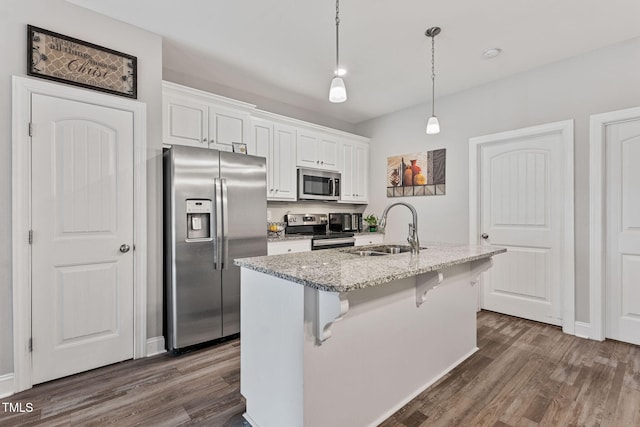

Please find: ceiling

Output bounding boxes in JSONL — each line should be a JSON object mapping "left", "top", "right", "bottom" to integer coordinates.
{"left": 67, "top": 0, "right": 640, "bottom": 124}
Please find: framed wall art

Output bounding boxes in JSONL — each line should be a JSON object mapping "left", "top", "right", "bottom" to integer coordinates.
{"left": 27, "top": 25, "right": 137, "bottom": 98}
{"left": 386, "top": 148, "right": 446, "bottom": 197}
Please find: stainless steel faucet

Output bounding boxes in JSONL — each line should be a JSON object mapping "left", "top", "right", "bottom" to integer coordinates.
{"left": 379, "top": 202, "right": 420, "bottom": 254}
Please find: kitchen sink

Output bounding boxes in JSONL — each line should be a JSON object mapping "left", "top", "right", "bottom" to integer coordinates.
{"left": 351, "top": 250, "right": 390, "bottom": 257}
{"left": 343, "top": 245, "right": 426, "bottom": 256}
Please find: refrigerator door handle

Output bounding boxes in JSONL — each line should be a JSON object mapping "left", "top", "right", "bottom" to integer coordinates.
{"left": 221, "top": 178, "right": 229, "bottom": 269}
{"left": 214, "top": 178, "right": 223, "bottom": 270}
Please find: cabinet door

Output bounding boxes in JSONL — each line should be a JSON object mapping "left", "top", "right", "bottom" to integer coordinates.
{"left": 272, "top": 124, "right": 297, "bottom": 201}
{"left": 163, "top": 93, "right": 209, "bottom": 147}
{"left": 319, "top": 135, "right": 339, "bottom": 171}
{"left": 209, "top": 107, "right": 250, "bottom": 152}
{"left": 252, "top": 119, "right": 274, "bottom": 197}
{"left": 354, "top": 143, "right": 369, "bottom": 202}
{"left": 296, "top": 131, "right": 319, "bottom": 169}
{"left": 340, "top": 142, "right": 356, "bottom": 202}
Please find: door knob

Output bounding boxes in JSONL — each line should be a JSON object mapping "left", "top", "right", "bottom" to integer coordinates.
{"left": 481, "top": 233, "right": 489, "bottom": 239}
{"left": 119, "top": 244, "right": 131, "bottom": 253}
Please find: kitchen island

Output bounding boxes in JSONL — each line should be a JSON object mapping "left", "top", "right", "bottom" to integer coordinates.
{"left": 235, "top": 243, "right": 506, "bottom": 427}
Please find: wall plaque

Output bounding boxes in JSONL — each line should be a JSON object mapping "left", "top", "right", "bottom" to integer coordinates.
{"left": 27, "top": 25, "right": 137, "bottom": 98}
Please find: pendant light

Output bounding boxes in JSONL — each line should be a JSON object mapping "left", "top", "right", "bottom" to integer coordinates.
{"left": 329, "top": 0, "right": 347, "bottom": 103}
{"left": 425, "top": 27, "right": 441, "bottom": 134}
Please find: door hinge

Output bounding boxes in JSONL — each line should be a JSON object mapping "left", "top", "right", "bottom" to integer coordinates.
{"left": 28, "top": 337, "right": 33, "bottom": 352}
{"left": 28, "top": 122, "right": 33, "bottom": 137}
{"left": 28, "top": 230, "right": 33, "bottom": 244}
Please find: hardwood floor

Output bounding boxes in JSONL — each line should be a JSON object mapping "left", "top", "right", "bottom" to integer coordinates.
{"left": 2, "top": 311, "right": 639, "bottom": 426}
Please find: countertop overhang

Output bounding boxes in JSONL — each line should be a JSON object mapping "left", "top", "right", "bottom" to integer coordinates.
{"left": 234, "top": 243, "right": 506, "bottom": 292}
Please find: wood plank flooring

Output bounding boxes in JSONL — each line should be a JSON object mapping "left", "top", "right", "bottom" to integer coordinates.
{"left": 2, "top": 311, "right": 639, "bottom": 426}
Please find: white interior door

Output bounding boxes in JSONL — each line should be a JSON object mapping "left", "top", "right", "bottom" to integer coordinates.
{"left": 31, "top": 93, "right": 135, "bottom": 384}
{"left": 606, "top": 118, "right": 640, "bottom": 345}
{"left": 477, "top": 125, "right": 572, "bottom": 326}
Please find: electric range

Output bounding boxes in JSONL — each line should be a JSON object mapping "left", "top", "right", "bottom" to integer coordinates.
{"left": 284, "top": 214, "right": 355, "bottom": 250}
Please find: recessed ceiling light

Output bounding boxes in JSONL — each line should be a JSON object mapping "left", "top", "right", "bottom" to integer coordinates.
{"left": 335, "top": 68, "right": 347, "bottom": 76}
{"left": 482, "top": 48, "right": 502, "bottom": 59}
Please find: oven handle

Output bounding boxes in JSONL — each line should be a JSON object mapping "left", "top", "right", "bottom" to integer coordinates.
{"left": 313, "top": 237, "right": 355, "bottom": 247}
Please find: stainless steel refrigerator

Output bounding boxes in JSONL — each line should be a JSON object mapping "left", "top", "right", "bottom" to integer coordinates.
{"left": 164, "top": 145, "right": 267, "bottom": 352}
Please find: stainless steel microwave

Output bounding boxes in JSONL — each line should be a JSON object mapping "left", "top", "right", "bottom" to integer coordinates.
{"left": 297, "top": 168, "right": 341, "bottom": 201}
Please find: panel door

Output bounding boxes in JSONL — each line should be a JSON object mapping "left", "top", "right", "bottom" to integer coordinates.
{"left": 296, "top": 130, "right": 319, "bottom": 169}
{"left": 480, "top": 134, "right": 564, "bottom": 326}
{"left": 31, "top": 93, "right": 134, "bottom": 384}
{"left": 354, "top": 143, "right": 369, "bottom": 202}
{"left": 252, "top": 119, "right": 274, "bottom": 198}
{"left": 340, "top": 142, "right": 356, "bottom": 202}
{"left": 318, "top": 135, "right": 339, "bottom": 171}
{"left": 606, "top": 118, "right": 640, "bottom": 345}
{"left": 163, "top": 93, "right": 209, "bottom": 147}
{"left": 209, "top": 107, "right": 250, "bottom": 152}
{"left": 272, "top": 124, "right": 297, "bottom": 201}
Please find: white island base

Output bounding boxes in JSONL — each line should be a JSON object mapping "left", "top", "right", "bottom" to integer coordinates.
{"left": 240, "top": 259, "right": 493, "bottom": 427}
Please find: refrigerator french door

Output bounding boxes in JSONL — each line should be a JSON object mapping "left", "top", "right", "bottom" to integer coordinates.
{"left": 164, "top": 145, "right": 267, "bottom": 352}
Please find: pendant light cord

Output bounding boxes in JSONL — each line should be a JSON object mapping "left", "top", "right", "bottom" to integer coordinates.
{"left": 431, "top": 35, "right": 436, "bottom": 116}
{"left": 335, "top": 0, "right": 340, "bottom": 73}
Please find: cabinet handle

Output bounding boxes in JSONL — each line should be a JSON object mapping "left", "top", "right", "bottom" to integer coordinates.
{"left": 269, "top": 188, "right": 273, "bottom": 192}
{"left": 321, "top": 161, "right": 324, "bottom": 164}
{"left": 287, "top": 248, "right": 292, "bottom": 252}
{"left": 316, "top": 160, "right": 320, "bottom": 164}
{"left": 275, "top": 189, "right": 279, "bottom": 192}
{"left": 481, "top": 233, "right": 489, "bottom": 239}
{"left": 202, "top": 138, "right": 207, "bottom": 143}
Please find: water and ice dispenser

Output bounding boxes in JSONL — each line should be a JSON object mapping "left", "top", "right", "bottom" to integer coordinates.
{"left": 185, "top": 199, "right": 212, "bottom": 241}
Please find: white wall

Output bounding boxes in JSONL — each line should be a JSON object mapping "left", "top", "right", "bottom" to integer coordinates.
{"left": 357, "top": 36, "right": 640, "bottom": 323}
{"left": 0, "top": 0, "right": 163, "bottom": 376}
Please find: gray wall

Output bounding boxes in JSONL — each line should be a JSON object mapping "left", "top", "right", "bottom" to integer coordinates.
{"left": 356, "top": 36, "right": 640, "bottom": 323}
{"left": 0, "top": 0, "right": 164, "bottom": 375}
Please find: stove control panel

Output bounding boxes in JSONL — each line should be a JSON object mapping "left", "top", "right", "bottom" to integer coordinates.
{"left": 285, "top": 214, "right": 328, "bottom": 226}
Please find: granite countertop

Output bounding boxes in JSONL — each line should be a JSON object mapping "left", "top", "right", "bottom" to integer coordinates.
{"left": 234, "top": 243, "right": 506, "bottom": 292}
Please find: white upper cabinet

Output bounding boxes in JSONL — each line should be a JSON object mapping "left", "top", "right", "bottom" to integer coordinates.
{"left": 208, "top": 107, "right": 251, "bottom": 152}
{"left": 252, "top": 117, "right": 297, "bottom": 201}
{"left": 296, "top": 130, "right": 339, "bottom": 171}
{"left": 272, "top": 124, "right": 297, "bottom": 201}
{"left": 163, "top": 92, "right": 209, "bottom": 147}
{"left": 163, "top": 81, "right": 369, "bottom": 202}
{"left": 163, "top": 82, "right": 253, "bottom": 152}
{"left": 340, "top": 139, "right": 369, "bottom": 203}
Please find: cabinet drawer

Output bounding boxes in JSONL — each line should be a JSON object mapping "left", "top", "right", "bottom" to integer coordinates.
{"left": 267, "top": 239, "right": 311, "bottom": 255}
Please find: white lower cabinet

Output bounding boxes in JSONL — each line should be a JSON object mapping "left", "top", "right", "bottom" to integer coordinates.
{"left": 354, "top": 234, "right": 384, "bottom": 247}
{"left": 267, "top": 239, "right": 311, "bottom": 255}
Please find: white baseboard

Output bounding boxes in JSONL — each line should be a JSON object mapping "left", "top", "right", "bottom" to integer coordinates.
{"left": 146, "top": 336, "right": 166, "bottom": 357}
{"left": 0, "top": 373, "right": 15, "bottom": 398}
{"left": 574, "top": 321, "right": 591, "bottom": 339}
